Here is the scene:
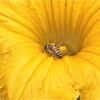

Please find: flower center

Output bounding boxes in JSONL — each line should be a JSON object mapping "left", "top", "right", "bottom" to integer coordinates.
{"left": 39, "top": 23, "right": 83, "bottom": 57}
{"left": 43, "top": 40, "right": 82, "bottom": 58}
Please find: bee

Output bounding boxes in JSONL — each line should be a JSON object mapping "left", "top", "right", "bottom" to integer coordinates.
{"left": 44, "top": 43, "right": 63, "bottom": 58}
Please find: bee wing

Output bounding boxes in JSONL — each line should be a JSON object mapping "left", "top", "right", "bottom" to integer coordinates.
{"left": 56, "top": 43, "right": 64, "bottom": 47}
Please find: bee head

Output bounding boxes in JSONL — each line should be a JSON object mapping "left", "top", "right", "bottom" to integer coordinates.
{"left": 44, "top": 43, "right": 55, "bottom": 51}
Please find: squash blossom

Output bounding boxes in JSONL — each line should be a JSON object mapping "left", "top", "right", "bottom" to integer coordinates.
{"left": 0, "top": 0, "right": 100, "bottom": 100}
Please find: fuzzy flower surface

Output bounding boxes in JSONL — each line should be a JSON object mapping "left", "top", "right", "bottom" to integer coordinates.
{"left": 0, "top": 0, "right": 100, "bottom": 100}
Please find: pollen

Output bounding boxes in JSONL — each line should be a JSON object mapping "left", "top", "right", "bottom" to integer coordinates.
{"left": 59, "top": 45, "right": 70, "bottom": 56}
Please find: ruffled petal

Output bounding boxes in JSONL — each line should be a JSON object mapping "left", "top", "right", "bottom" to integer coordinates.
{"left": 0, "top": 0, "right": 100, "bottom": 100}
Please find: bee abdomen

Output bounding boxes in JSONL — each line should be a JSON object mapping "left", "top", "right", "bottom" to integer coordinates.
{"left": 54, "top": 50, "right": 62, "bottom": 58}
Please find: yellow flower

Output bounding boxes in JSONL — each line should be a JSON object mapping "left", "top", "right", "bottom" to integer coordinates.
{"left": 0, "top": 0, "right": 100, "bottom": 100}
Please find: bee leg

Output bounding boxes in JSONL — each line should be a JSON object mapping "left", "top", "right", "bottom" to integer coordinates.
{"left": 54, "top": 55, "right": 57, "bottom": 59}
{"left": 53, "top": 53, "right": 57, "bottom": 59}
{"left": 42, "top": 49, "right": 45, "bottom": 53}
{"left": 50, "top": 52, "right": 55, "bottom": 58}
{"left": 48, "top": 51, "right": 53, "bottom": 56}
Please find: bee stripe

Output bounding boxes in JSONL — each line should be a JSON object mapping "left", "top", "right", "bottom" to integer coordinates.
{"left": 56, "top": 53, "right": 61, "bottom": 55}
{"left": 55, "top": 51, "right": 59, "bottom": 53}
{"left": 57, "top": 55, "right": 62, "bottom": 57}
{"left": 58, "top": 55, "right": 62, "bottom": 58}
{"left": 55, "top": 52, "right": 62, "bottom": 58}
